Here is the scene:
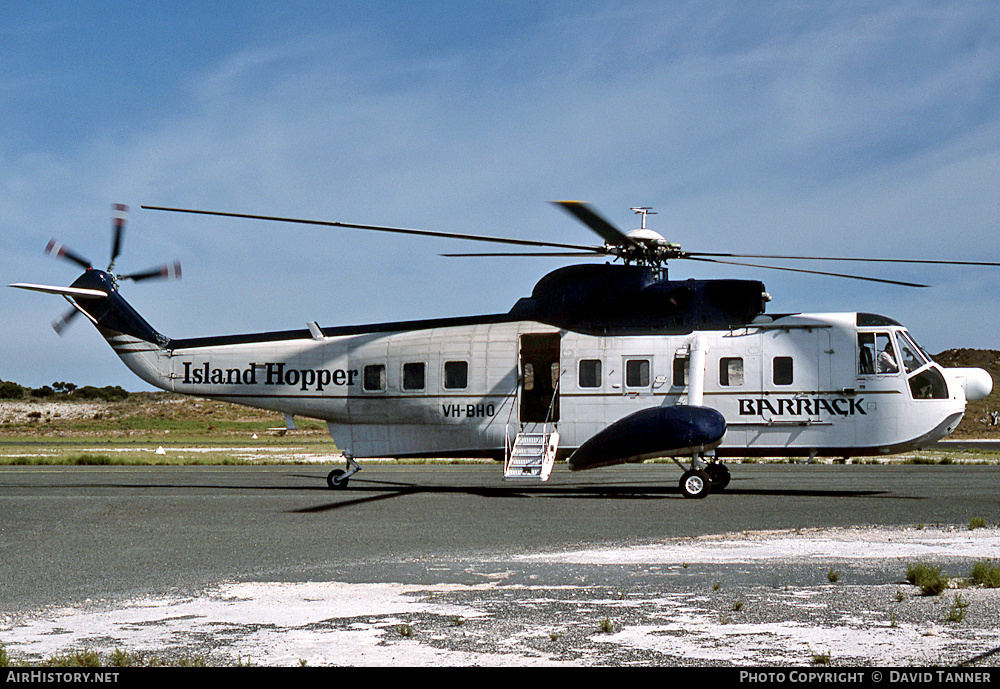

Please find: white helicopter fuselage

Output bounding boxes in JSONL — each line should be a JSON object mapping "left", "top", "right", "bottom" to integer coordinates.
{"left": 16, "top": 200, "right": 999, "bottom": 497}
{"left": 113, "top": 308, "right": 982, "bottom": 461}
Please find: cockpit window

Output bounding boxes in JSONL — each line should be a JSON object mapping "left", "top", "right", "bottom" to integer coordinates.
{"left": 876, "top": 334, "right": 899, "bottom": 374}
{"left": 858, "top": 332, "right": 898, "bottom": 375}
{"left": 896, "top": 331, "right": 929, "bottom": 374}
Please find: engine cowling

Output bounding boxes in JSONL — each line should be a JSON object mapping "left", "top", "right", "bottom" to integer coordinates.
{"left": 568, "top": 405, "right": 726, "bottom": 471}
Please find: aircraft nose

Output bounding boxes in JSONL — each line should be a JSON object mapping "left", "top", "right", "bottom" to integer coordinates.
{"left": 948, "top": 367, "right": 993, "bottom": 402}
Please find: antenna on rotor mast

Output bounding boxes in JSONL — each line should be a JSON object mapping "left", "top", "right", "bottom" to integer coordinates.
{"left": 630, "top": 206, "right": 656, "bottom": 230}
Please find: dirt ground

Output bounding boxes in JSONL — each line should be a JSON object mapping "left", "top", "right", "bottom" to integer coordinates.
{"left": 0, "top": 393, "right": 305, "bottom": 438}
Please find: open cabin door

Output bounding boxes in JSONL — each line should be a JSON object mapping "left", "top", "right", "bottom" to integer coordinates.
{"left": 507, "top": 332, "right": 561, "bottom": 482}
{"left": 519, "top": 333, "right": 561, "bottom": 424}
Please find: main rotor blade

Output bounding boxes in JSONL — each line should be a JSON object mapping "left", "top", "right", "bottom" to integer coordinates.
{"left": 120, "top": 261, "right": 182, "bottom": 282}
{"left": 110, "top": 203, "right": 128, "bottom": 266}
{"left": 687, "top": 251, "right": 1000, "bottom": 267}
{"left": 141, "top": 205, "right": 598, "bottom": 253}
{"left": 44, "top": 240, "right": 92, "bottom": 270}
{"left": 440, "top": 251, "right": 609, "bottom": 258}
{"left": 551, "top": 201, "right": 640, "bottom": 248}
{"left": 685, "top": 256, "right": 928, "bottom": 288}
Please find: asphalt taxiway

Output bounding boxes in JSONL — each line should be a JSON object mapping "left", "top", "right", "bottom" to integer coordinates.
{"left": 2, "top": 463, "right": 999, "bottom": 666}
{"left": 2, "top": 463, "right": 998, "bottom": 610}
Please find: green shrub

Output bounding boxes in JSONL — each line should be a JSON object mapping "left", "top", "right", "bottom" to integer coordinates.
{"left": 74, "top": 385, "right": 129, "bottom": 401}
{"left": 970, "top": 560, "right": 1000, "bottom": 588}
{"left": 906, "top": 562, "right": 949, "bottom": 596}
{"left": 0, "top": 381, "right": 25, "bottom": 399}
{"left": 30, "top": 385, "right": 54, "bottom": 399}
{"left": 71, "top": 454, "right": 116, "bottom": 466}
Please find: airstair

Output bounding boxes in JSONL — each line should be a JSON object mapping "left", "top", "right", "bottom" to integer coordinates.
{"left": 504, "top": 425, "right": 559, "bottom": 481}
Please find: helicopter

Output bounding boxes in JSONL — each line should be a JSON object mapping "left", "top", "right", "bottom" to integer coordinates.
{"left": 11, "top": 201, "right": 996, "bottom": 498}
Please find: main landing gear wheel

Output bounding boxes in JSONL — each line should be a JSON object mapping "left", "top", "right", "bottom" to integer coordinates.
{"left": 704, "top": 463, "right": 731, "bottom": 491}
{"left": 679, "top": 469, "right": 712, "bottom": 499}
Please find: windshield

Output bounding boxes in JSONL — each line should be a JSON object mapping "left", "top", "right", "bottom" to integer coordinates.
{"left": 895, "top": 330, "right": 929, "bottom": 374}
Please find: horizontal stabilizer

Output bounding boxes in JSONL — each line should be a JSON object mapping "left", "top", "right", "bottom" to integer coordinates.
{"left": 9, "top": 283, "right": 108, "bottom": 299}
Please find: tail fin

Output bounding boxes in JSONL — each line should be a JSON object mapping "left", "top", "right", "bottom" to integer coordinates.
{"left": 64, "top": 269, "right": 170, "bottom": 348}
{"left": 12, "top": 269, "right": 173, "bottom": 390}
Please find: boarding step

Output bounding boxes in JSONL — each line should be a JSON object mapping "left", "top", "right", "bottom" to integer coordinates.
{"left": 504, "top": 429, "right": 559, "bottom": 481}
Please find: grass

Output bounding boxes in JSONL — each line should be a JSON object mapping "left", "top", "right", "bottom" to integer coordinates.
{"left": 0, "top": 443, "right": 498, "bottom": 467}
{"left": 811, "top": 649, "right": 831, "bottom": 665}
{"left": 947, "top": 594, "right": 970, "bottom": 623}
{"left": 904, "top": 455, "right": 953, "bottom": 465}
{"left": 0, "top": 395, "right": 505, "bottom": 466}
{"left": 0, "top": 643, "right": 212, "bottom": 667}
{"left": 1, "top": 450, "right": 269, "bottom": 467}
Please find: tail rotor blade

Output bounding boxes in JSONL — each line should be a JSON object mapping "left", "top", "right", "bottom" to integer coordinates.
{"left": 52, "top": 307, "right": 80, "bottom": 336}
{"left": 120, "top": 261, "right": 182, "bottom": 282}
{"left": 44, "top": 239, "right": 92, "bottom": 270}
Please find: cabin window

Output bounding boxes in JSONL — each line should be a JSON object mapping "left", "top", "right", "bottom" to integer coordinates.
{"left": 402, "top": 362, "right": 425, "bottom": 391}
{"left": 523, "top": 362, "right": 535, "bottom": 391}
{"left": 444, "top": 360, "right": 468, "bottom": 389}
{"left": 579, "top": 359, "right": 601, "bottom": 388}
{"left": 773, "top": 357, "right": 793, "bottom": 385}
{"left": 363, "top": 364, "right": 386, "bottom": 392}
{"left": 720, "top": 357, "right": 744, "bottom": 386}
{"left": 673, "top": 356, "right": 688, "bottom": 386}
{"left": 625, "top": 359, "right": 650, "bottom": 388}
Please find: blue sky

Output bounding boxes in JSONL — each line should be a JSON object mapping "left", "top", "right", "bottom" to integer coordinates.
{"left": 3, "top": 1, "right": 1000, "bottom": 390}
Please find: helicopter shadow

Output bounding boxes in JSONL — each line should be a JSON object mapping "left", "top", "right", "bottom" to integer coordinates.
{"left": 287, "top": 474, "right": 894, "bottom": 514}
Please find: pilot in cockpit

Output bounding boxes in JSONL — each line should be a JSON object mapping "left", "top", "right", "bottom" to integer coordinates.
{"left": 877, "top": 341, "right": 899, "bottom": 374}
